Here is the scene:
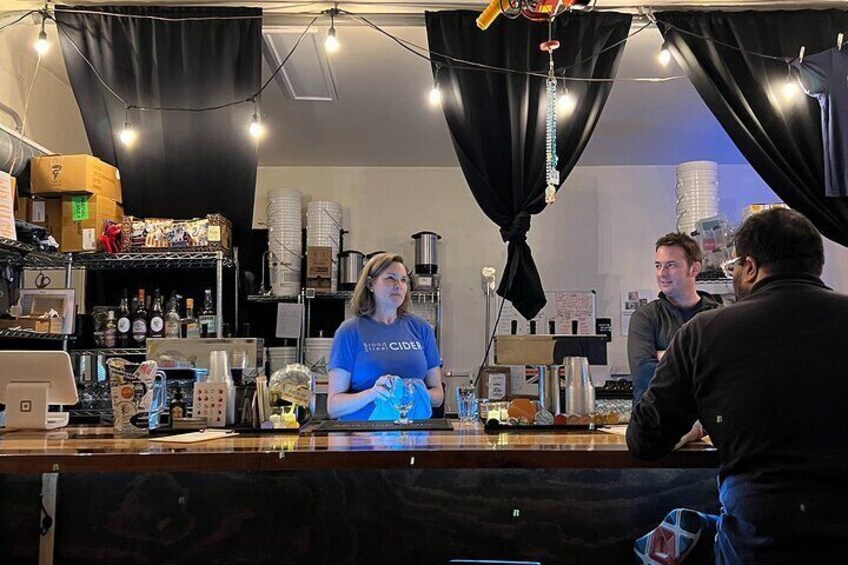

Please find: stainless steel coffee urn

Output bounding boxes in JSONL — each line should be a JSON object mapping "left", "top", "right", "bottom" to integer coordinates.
{"left": 411, "top": 231, "right": 441, "bottom": 291}
{"left": 338, "top": 250, "right": 365, "bottom": 291}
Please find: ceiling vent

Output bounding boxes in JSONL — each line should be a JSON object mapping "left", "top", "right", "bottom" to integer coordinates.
{"left": 262, "top": 28, "right": 339, "bottom": 101}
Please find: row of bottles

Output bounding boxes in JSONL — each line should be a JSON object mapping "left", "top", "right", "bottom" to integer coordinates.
{"left": 104, "top": 288, "right": 218, "bottom": 347}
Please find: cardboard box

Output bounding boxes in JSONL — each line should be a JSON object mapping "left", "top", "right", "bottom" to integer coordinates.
{"left": 0, "top": 316, "right": 63, "bottom": 334}
{"left": 477, "top": 366, "right": 511, "bottom": 401}
{"left": 494, "top": 335, "right": 608, "bottom": 366}
{"left": 31, "top": 154, "right": 123, "bottom": 203}
{"left": 60, "top": 194, "right": 123, "bottom": 252}
{"left": 306, "top": 277, "right": 332, "bottom": 293}
{"left": 306, "top": 246, "right": 333, "bottom": 279}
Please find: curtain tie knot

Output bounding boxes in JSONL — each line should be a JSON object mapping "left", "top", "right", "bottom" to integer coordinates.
{"left": 500, "top": 211, "right": 531, "bottom": 243}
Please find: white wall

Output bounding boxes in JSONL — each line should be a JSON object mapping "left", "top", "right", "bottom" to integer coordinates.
{"left": 255, "top": 165, "right": 848, "bottom": 376}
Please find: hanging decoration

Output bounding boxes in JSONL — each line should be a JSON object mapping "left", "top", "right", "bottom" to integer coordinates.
{"left": 542, "top": 30, "right": 560, "bottom": 205}
{"left": 476, "top": 0, "right": 594, "bottom": 30}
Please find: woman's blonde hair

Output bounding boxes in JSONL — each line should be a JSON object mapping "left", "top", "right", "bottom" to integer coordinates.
{"left": 350, "top": 253, "right": 412, "bottom": 317}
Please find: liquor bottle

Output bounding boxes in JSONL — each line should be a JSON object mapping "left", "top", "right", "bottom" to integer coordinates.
{"left": 117, "top": 290, "right": 131, "bottom": 347}
{"left": 104, "top": 310, "right": 117, "bottom": 348}
{"left": 149, "top": 289, "right": 165, "bottom": 338}
{"left": 164, "top": 292, "right": 181, "bottom": 338}
{"left": 199, "top": 288, "right": 216, "bottom": 338}
{"left": 132, "top": 288, "right": 148, "bottom": 346}
{"left": 182, "top": 298, "right": 200, "bottom": 339}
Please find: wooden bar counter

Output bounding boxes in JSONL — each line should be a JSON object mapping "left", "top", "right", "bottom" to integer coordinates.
{"left": 0, "top": 424, "right": 720, "bottom": 564}
{"left": 0, "top": 422, "right": 717, "bottom": 474}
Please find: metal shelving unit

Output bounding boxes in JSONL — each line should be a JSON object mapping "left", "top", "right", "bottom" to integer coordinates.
{"left": 0, "top": 328, "right": 69, "bottom": 340}
{"left": 68, "top": 347, "right": 146, "bottom": 357}
{"left": 72, "top": 250, "right": 237, "bottom": 337}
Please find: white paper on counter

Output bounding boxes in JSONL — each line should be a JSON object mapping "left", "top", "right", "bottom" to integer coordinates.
{"left": 0, "top": 171, "right": 16, "bottom": 241}
{"left": 276, "top": 302, "right": 303, "bottom": 338}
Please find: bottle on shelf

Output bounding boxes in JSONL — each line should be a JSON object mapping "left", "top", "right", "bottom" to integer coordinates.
{"left": 199, "top": 288, "right": 216, "bottom": 338}
{"left": 132, "top": 288, "right": 148, "bottom": 346}
{"left": 149, "top": 289, "right": 165, "bottom": 338}
{"left": 164, "top": 292, "right": 181, "bottom": 338}
{"left": 104, "top": 310, "right": 117, "bottom": 348}
{"left": 117, "top": 290, "right": 131, "bottom": 347}
{"left": 182, "top": 298, "right": 200, "bottom": 339}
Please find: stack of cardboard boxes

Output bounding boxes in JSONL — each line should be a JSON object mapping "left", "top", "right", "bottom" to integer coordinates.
{"left": 19, "top": 154, "right": 124, "bottom": 252}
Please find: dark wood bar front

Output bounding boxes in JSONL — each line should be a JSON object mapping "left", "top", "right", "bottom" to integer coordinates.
{"left": 0, "top": 425, "right": 720, "bottom": 564}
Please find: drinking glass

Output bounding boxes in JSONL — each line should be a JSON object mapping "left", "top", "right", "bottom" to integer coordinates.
{"left": 455, "top": 386, "right": 479, "bottom": 422}
{"left": 393, "top": 379, "right": 416, "bottom": 425}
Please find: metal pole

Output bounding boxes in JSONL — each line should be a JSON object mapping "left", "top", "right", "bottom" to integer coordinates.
{"left": 215, "top": 252, "right": 223, "bottom": 337}
{"left": 63, "top": 257, "right": 73, "bottom": 352}
{"left": 233, "top": 247, "right": 240, "bottom": 332}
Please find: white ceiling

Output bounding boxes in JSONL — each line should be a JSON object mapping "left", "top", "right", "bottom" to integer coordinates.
{"left": 0, "top": 1, "right": 833, "bottom": 166}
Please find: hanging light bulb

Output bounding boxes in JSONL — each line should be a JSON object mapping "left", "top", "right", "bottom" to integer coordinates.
{"left": 34, "top": 15, "right": 48, "bottom": 56}
{"left": 325, "top": 9, "right": 340, "bottom": 54}
{"left": 557, "top": 89, "right": 577, "bottom": 116}
{"left": 428, "top": 84, "right": 442, "bottom": 107}
{"left": 249, "top": 112, "right": 264, "bottom": 139}
{"left": 658, "top": 42, "right": 671, "bottom": 66}
{"left": 119, "top": 121, "right": 137, "bottom": 147}
{"left": 782, "top": 79, "right": 800, "bottom": 100}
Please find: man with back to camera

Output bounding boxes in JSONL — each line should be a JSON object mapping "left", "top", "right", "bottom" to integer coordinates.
{"left": 628, "top": 232, "right": 720, "bottom": 404}
{"left": 627, "top": 208, "right": 848, "bottom": 563}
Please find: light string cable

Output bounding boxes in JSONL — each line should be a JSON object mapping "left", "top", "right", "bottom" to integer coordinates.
{"left": 342, "top": 9, "right": 680, "bottom": 84}
{"left": 48, "top": 10, "right": 319, "bottom": 114}
{"left": 4, "top": 10, "right": 44, "bottom": 175}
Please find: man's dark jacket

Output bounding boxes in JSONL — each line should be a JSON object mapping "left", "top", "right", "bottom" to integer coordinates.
{"left": 628, "top": 274, "right": 848, "bottom": 563}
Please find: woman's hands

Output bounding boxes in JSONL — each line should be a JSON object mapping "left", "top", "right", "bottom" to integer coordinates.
{"left": 370, "top": 375, "right": 397, "bottom": 402}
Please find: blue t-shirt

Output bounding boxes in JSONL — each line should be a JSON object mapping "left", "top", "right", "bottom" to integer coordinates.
{"left": 328, "top": 314, "right": 441, "bottom": 420}
{"left": 793, "top": 47, "right": 848, "bottom": 197}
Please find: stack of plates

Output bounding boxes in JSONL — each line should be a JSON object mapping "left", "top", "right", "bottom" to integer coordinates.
{"left": 307, "top": 201, "right": 343, "bottom": 293}
{"left": 266, "top": 188, "right": 303, "bottom": 297}
{"left": 675, "top": 161, "right": 719, "bottom": 235}
{"left": 267, "top": 346, "right": 298, "bottom": 373}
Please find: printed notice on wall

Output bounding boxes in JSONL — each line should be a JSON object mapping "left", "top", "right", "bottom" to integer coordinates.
{"left": 276, "top": 302, "right": 303, "bottom": 339}
{"left": 620, "top": 289, "right": 655, "bottom": 336}
{"left": 496, "top": 290, "right": 596, "bottom": 336}
{"left": 0, "top": 171, "right": 16, "bottom": 241}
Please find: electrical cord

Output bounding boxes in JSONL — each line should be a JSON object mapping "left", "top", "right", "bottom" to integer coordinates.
{"left": 473, "top": 296, "right": 506, "bottom": 388}
{"left": 39, "top": 492, "right": 53, "bottom": 536}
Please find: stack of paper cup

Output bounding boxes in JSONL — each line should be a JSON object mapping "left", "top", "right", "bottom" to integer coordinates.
{"left": 306, "top": 200, "right": 342, "bottom": 292}
{"left": 266, "top": 188, "right": 303, "bottom": 297}
{"left": 267, "top": 346, "right": 299, "bottom": 373}
{"left": 676, "top": 161, "right": 719, "bottom": 235}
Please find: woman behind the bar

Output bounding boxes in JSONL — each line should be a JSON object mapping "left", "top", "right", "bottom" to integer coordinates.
{"left": 327, "top": 253, "right": 444, "bottom": 420}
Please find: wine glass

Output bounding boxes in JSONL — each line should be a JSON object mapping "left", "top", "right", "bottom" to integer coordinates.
{"left": 393, "top": 379, "right": 416, "bottom": 425}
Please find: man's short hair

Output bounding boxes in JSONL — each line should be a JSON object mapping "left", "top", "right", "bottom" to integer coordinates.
{"left": 655, "top": 232, "right": 703, "bottom": 264}
{"left": 734, "top": 208, "right": 824, "bottom": 276}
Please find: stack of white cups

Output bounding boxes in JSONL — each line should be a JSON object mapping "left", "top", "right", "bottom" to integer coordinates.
{"left": 676, "top": 161, "right": 719, "bottom": 235}
{"left": 266, "top": 188, "right": 303, "bottom": 297}
{"left": 306, "top": 200, "right": 342, "bottom": 293}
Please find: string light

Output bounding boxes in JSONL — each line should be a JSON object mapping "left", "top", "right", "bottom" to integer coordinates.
{"left": 557, "top": 87, "right": 577, "bottom": 116}
{"left": 34, "top": 12, "right": 48, "bottom": 56}
{"left": 119, "top": 107, "right": 136, "bottom": 147}
{"left": 658, "top": 42, "right": 671, "bottom": 66}
{"left": 782, "top": 79, "right": 800, "bottom": 100}
{"left": 248, "top": 100, "right": 264, "bottom": 139}
{"left": 325, "top": 8, "right": 339, "bottom": 54}
{"left": 428, "top": 64, "right": 442, "bottom": 108}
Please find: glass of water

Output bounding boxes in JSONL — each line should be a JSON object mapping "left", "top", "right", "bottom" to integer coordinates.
{"left": 455, "top": 386, "right": 479, "bottom": 422}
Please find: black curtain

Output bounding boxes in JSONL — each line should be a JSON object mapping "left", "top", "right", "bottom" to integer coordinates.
{"left": 425, "top": 11, "right": 631, "bottom": 319}
{"left": 54, "top": 6, "right": 261, "bottom": 249}
{"left": 658, "top": 10, "right": 848, "bottom": 246}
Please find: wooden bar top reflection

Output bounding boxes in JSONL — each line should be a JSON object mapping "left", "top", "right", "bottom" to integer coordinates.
{"left": 0, "top": 423, "right": 718, "bottom": 474}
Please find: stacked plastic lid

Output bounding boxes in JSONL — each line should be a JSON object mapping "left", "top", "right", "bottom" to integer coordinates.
{"left": 676, "top": 161, "right": 719, "bottom": 236}
{"left": 267, "top": 346, "right": 299, "bottom": 373}
{"left": 307, "top": 200, "right": 342, "bottom": 293}
{"left": 266, "top": 188, "right": 303, "bottom": 297}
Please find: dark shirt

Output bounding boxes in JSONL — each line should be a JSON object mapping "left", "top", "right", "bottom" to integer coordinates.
{"left": 793, "top": 47, "right": 848, "bottom": 197}
{"left": 627, "top": 291, "right": 721, "bottom": 403}
{"left": 627, "top": 274, "right": 848, "bottom": 564}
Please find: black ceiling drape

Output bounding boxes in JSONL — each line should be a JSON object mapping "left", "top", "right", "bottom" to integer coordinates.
{"left": 658, "top": 10, "right": 848, "bottom": 246}
{"left": 55, "top": 6, "right": 261, "bottom": 248}
{"left": 425, "top": 11, "right": 631, "bottom": 319}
